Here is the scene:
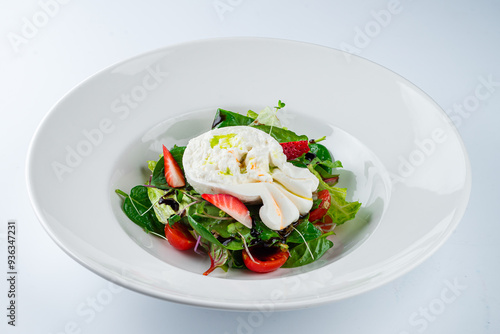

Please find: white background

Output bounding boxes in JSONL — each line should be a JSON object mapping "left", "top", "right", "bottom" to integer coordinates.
{"left": 1, "top": 1, "right": 499, "bottom": 333}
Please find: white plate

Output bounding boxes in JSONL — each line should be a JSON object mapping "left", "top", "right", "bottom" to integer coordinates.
{"left": 26, "top": 37, "right": 471, "bottom": 310}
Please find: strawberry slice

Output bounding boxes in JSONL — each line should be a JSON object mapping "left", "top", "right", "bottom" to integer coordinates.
{"left": 162, "top": 145, "right": 185, "bottom": 188}
{"left": 314, "top": 215, "right": 336, "bottom": 233}
{"left": 280, "top": 141, "right": 310, "bottom": 160}
{"left": 309, "top": 189, "right": 331, "bottom": 221}
{"left": 201, "top": 193, "right": 252, "bottom": 228}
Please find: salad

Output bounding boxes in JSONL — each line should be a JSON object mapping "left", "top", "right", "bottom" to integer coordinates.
{"left": 115, "top": 101, "right": 361, "bottom": 275}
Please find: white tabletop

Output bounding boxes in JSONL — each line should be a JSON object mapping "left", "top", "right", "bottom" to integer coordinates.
{"left": 1, "top": 1, "right": 499, "bottom": 333}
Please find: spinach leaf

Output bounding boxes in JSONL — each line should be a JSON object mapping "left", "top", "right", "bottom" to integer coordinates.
{"left": 212, "top": 108, "right": 254, "bottom": 128}
{"left": 115, "top": 187, "right": 165, "bottom": 235}
{"left": 286, "top": 220, "right": 322, "bottom": 244}
{"left": 282, "top": 234, "right": 334, "bottom": 268}
{"left": 170, "top": 145, "right": 187, "bottom": 170}
{"left": 309, "top": 143, "right": 331, "bottom": 161}
{"left": 151, "top": 146, "right": 186, "bottom": 189}
{"left": 211, "top": 108, "right": 308, "bottom": 143}
{"left": 289, "top": 160, "right": 308, "bottom": 169}
{"left": 151, "top": 157, "right": 169, "bottom": 189}
{"left": 250, "top": 124, "right": 308, "bottom": 143}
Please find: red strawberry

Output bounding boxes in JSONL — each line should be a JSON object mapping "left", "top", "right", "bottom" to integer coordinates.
{"left": 314, "top": 215, "right": 336, "bottom": 233}
{"left": 309, "top": 189, "right": 331, "bottom": 221}
{"left": 280, "top": 141, "right": 310, "bottom": 160}
{"left": 201, "top": 193, "right": 252, "bottom": 228}
{"left": 323, "top": 176, "right": 339, "bottom": 186}
{"left": 163, "top": 145, "right": 185, "bottom": 188}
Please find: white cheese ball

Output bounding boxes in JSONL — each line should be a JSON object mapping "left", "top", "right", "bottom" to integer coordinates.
{"left": 183, "top": 126, "right": 319, "bottom": 230}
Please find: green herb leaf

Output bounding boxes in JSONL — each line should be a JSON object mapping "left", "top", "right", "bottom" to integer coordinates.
{"left": 175, "top": 189, "right": 184, "bottom": 203}
{"left": 275, "top": 100, "right": 286, "bottom": 110}
{"left": 246, "top": 110, "right": 258, "bottom": 119}
{"left": 187, "top": 215, "right": 224, "bottom": 247}
{"left": 168, "top": 214, "right": 181, "bottom": 226}
{"left": 147, "top": 160, "right": 157, "bottom": 172}
{"left": 319, "top": 160, "right": 343, "bottom": 169}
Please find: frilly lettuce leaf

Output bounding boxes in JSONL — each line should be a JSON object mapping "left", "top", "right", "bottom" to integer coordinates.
{"left": 255, "top": 106, "right": 282, "bottom": 127}
{"left": 147, "top": 188, "right": 192, "bottom": 224}
{"left": 307, "top": 165, "right": 361, "bottom": 225}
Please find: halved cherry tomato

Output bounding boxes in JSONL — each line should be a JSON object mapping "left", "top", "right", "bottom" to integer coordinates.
{"left": 309, "top": 189, "right": 331, "bottom": 221}
{"left": 165, "top": 222, "right": 196, "bottom": 250}
{"left": 242, "top": 246, "right": 289, "bottom": 273}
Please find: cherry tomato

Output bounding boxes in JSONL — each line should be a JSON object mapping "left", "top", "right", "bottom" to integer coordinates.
{"left": 309, "top": 189, "right": 331, "bottom": 221}
{"left": 242, "top": 246, "right": 289, "bottom": 273}
{"left": 165, "top": 222, "right": 196, "bottom": 250}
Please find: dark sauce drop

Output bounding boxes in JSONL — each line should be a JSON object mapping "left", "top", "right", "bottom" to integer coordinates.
{"left": 250, "top": 226, "right": 261, "bottom": 238}
{"left": 211, "top": 111, "right": 226, "bottom": 128}
{"left": 220, "top": 237, "right": 234, "bottom": 246}
{"left": 158, "top": 197, "right": 179, "bottom": 211}
{"left": 304, "top": 152, "right": 316, "bottom": 161}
